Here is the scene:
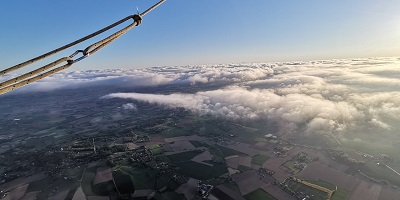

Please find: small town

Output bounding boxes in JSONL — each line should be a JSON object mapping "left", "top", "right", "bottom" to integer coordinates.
{"left": 1, "top": 118, "right": 400, "bottom": 200}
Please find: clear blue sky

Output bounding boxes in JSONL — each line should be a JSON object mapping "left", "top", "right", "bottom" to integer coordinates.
{"left": 0, "top": 0, "right": 399, "bottom": 71}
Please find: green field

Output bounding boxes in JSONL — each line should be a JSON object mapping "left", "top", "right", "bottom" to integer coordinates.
{"left": 244, "top": 188, "right": 277, "bottom": 200}
{"left": 150, "top": 147, "right": 164, "bottom": 155}
{"left": 161, "top": 126, "right": 194, "bottom": 137}
{"left": 223, "top": 182, "right": 241, "bottom": 193}
{"left": 332, "top": 188, "right": 349, "bottom": 200}
{"left": 286, "top": 179, "right": 328, "bottom": 200}
{"left": 147, "top": 144, "right": 164, "bottom": 155}
{"left": 216, "top": 145, "right": 245, "bottom": 157}
{"left": 176, "top": 161, "right": 227, "bottom": 180}
{"left": 283, "top": 161, "right": 299, "bottom": 174}
{"left": 118, "top": 166, "right": 157, "bottom": 190}
{"left": 359, "top": 163, "right": 400, "bottom": 186}
{"left": 204, "top": 177, "right": 226, "bottom": 186}
{"left": 64, "top": 189, "right": 77, "bottom": 200}
{"left": 237, "top": 165, "right": 252, "bottom": 172}
{"left": 304, "top": 179, "right": 349, "bottom": 200}
{"left": 162, "top": 190, "right": 186, "bottom": 200}
{"left": 81, "top": 167, "right": 97, "bottom": 196}
{"left": 208, "top": 146, "right": 225, "bottom": 163}
{"left": 167, "top": 150, "right": 202, "bottom": 162}
{"left": 146, "top": 144, "right": 161, "bottom": 149}
{"left": 335, "top": 137, "right": 400, "bottom": 186}
{"left": 341, "top": 131, "right": 400, "bottom": 161}
{"left": 79, "top": 166, "right": 116, "bottom": 196}
{"left": 252, "top": 155, "right": 269, "bottom": 166}
{"left": 32, "top": 177, "right": 80, "bottom": 200}
{"left": 113, "top": 169, "right": 135, "bottom": 194}
{"left": 156, "top": 175, "right": 171, "bottom": 189}
{"left": 190, "top": 140, "right": 209, "bottom": 148}
{"left": 155, "top": 155, "right": 172, "bottom": 163}
{"left": 166, "top": 180, "right": 181, "bottom": 191}
{"left": 231, "top": 126, "right": 263, "bottom": 143}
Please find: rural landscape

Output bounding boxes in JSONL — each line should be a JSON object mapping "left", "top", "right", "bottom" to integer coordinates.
{"left": 1, "top": 58, "right": 400, "bottom": 200}
{"left": 1, "top": 0, "right": 400, "bottom": 199}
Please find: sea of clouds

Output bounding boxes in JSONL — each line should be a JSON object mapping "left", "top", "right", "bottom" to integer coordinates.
{"left": 2, "top": 57, "right": 400, "bottom": 135}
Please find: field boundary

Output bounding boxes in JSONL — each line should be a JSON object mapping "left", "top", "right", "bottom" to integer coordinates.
{"left": 293, "top": 177, "right": 336, "bottom": 199}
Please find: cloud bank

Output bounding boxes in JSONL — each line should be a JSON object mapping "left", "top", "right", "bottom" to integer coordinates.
{"left": 102, "top": 57, "right": 400, "bottom": 135}
{"left": 1, "top": 63, "right": 273, "bottom": 93}
{"left": 4, "top": 56, "right": 400, "bottom": 135}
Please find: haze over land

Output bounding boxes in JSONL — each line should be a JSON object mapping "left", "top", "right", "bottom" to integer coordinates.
{"left": 2, "top": 1, "right": 400, "bottom": 199}
{"left": 2, "top": 57, "right": 400, "bottom": 200}
{"left": 5, "top": 57, "right": 399, "bottom": 137}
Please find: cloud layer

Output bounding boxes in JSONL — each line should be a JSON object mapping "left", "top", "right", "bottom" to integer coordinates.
{"left": 3, "top": 57, "right": 400, "bottom": 135}
{"left": 102, "top": 57, "right": 400, "bottom": 135}
{"left": 1, "top": 63, "right": 273, "bottom": 93}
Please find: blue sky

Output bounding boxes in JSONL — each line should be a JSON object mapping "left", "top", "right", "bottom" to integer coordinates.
{"left": 0, "top": 0, "right": 399, "bottom": 71}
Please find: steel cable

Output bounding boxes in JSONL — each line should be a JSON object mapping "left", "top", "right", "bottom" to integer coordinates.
{"left": 0, "top": 0, "right": 166, "bottom": 95}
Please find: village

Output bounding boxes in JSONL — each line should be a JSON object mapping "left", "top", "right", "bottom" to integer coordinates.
{"left": 1, "top": 91, "right": 400, "bottom": 200}
{"left": 2, "top": 123, "right": 400, "bottom": 200}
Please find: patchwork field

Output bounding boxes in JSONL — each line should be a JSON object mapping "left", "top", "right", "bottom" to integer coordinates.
{"left": 169, "top": 140, "right": 196, "bottom": 151}
{"left": 167, "top": 151, "right": 203, "bottom": 162}
{"left": 296, "top": 162, "right": 399, "bottom": 200}
{"left": 297, "top": 162, "right": 359, "bottom": 190}
{"left": 244, "top": 188, "right": 277, "bottom": 200}
{"left": 3, "top": 184, "right": 29, "bottom": 200}
{"left": 191, "top": 150, "right": 213, "bottom": 166}
{"left": 117, "top": 166, "right": 157, "bottom": 190}
{"left": 112, "top": 170, "right": 135, "bottom": 194}
{"left": 176, "top": 161, "right": 227, "bottom": 180}
{"left": 378, "top": 186, "right": 400, "bottom": 200}
{"left": 226, "top": 156, "right": 252, "bottom": 169}
{"left": 285, "top": 178, "right": 328, "bottom": 200}
{"left": 262, "top": 157, "right": 292, "bottom": 182}
{"left": 48, "top": 190, "right": 70, "bottom": 200}
{"left": 261, "top": 184, "right": 296, "bottom": 200}
{"left": 232, "top": 170, "right": 267, "bottom": 195}
{"left": 176, "top": 178, "right": 198, "bottom": 200}
{"left": 350, "top": 181, "right": 381, "bottom": 200}
{"left": 93, "top": 167, "right": 113, "bottom": 185}
{"left": 251, "top": 155, "right": 270, "bottom": 166}
{"left": 224, "top": 143, "right": 264, "bottom": 157}
{"left": 20, "top": 191, "right": 40, "bottom": 200}
{"left": 72, "top": 187, "right": 86, "bottom": 200}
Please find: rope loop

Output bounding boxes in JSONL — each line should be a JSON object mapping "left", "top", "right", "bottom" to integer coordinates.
{"left": 133, "top": 14, "right": 142, "bottom": 26}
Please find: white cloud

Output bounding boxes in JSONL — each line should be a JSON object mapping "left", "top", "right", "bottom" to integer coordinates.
{"left": 4, "top": 56, "right": 400, "bottom": 136}
{"left": 122, "top": 103, "right": 138, "bottom": 111}
{"left": 2, "top": 63, "right": 274, "bottom": 94}
{"left": 104, "top": 86, "right": 364, "bottom": 134}
{"left": 102, "top": 57, "right": 400, "bottom": 135}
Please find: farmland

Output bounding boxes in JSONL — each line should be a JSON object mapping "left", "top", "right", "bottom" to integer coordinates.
{"left": 252, "top": 155, "right": 270, "bottom": 166}
{"left": 284, "top": 179, "right": 328, "bottom": 200}
{"left": 167, "top": 150, "right": 203, "bottom": 162}
{"left": 2, "top": 83, "right": 400, "bottom": 200}
{"left": 306, "top": 180, "right": 349, "bottom": 200}
{"left": 244, "top": 188, "right": 277, "bottom": 200}
{"left": 112, "top": 170, "right": 135, "bottom": 194}
{"left": 176, "top": 161, "right": 227, "bottom": 180}
{"left": 332, "top": 188, "right": 349, "bottom": 200}
{"left": 117, "top": 166, "right": 157, "bottom": 190}
{"left": 216, "top": 145, "right": 246, "bottom": 157}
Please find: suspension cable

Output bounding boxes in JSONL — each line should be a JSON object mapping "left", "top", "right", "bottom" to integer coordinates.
{"left": 0, "top": 0, "right": 166, "bottom": 95}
